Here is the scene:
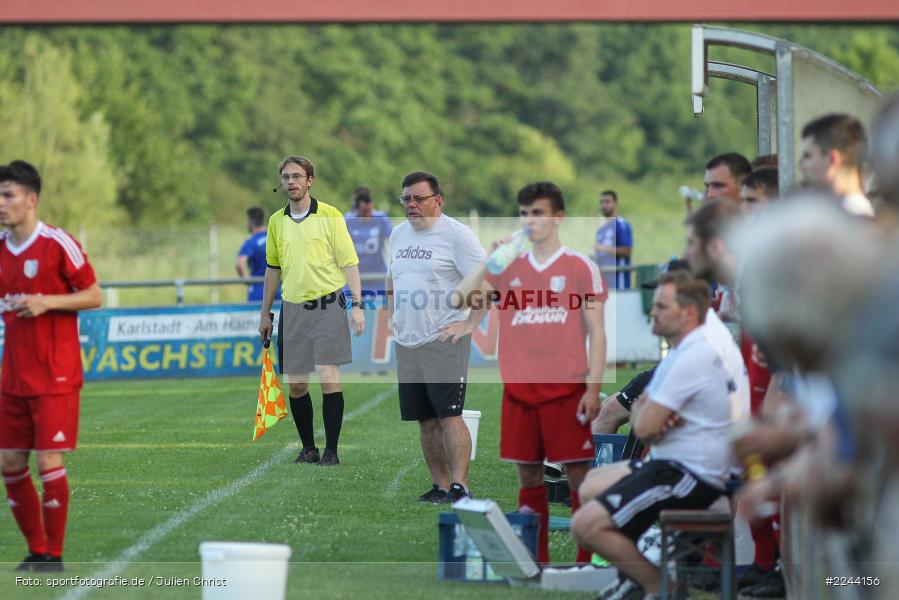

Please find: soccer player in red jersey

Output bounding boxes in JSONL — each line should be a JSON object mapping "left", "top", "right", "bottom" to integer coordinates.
{"left": 456, "top": 181, "right": 607, "bottom": 564}
{"left": 0, "top": 161, "right": 102, "bottom": 572}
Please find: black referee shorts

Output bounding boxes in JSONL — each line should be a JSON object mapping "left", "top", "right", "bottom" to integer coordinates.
{"left": 277, "top": 292, "right": 352, "bottom": 376}
{"left": 595, "top": 458, "right": 722, "bottom": 542}
{"left": 396, "top": 336, "right": 471, "bottom": 422}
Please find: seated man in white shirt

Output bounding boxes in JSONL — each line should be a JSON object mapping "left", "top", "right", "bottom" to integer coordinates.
{"left": 572, "top": 271, "right": 741, "bottom": 600}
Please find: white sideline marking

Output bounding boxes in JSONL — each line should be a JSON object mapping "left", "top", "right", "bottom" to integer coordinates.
{"left": 58, "top": 388, "right": 394, "bottom": 600}
{"left": 384, "top": 458, "right": 422, "bottom": 500}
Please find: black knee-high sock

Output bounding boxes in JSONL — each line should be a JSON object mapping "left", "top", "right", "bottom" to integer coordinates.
{"left": 322, "top": 391, "right": 345, "bottom": 452}
{"left": 289, "top": 394, "right": 315, "bottom": 449}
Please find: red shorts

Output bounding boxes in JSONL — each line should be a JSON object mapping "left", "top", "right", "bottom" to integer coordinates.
{"left": 500, "top": 387, "right": 594, "bottom": 464}
{"left": 0, "top": 392, "right": 80, "bottom": 452}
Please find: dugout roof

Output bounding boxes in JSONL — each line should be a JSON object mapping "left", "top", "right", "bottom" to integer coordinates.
{"left": 2, "top": 0, "right": 898, "bottom": 23}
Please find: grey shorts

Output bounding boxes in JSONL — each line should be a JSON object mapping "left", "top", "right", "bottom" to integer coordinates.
{"left": 277, "top": 292, "right": 352, "bottom": 376}
{"left": 396, "top": 336, "right": 471, "bottom": 421}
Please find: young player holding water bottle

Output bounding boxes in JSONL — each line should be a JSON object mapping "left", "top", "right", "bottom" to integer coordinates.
{"left": 454, "top": 181, "right": 607, "bottom": 565}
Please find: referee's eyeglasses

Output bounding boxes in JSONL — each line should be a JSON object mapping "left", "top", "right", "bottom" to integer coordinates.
{"left": 281, "top": 173, "right": 308, "bottom": 182}
{"left": 399, "top": 193, "right": 438, "bottom": 206}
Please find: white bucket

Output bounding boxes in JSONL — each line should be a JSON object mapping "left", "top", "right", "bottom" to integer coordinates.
{"left": 199, "top": 542, "right": 292, "bottom": 600}
{"left": 461, "top": 409, "right": 481, "bottom": 460}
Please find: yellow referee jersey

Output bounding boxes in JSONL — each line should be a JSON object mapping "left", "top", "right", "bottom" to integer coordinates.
{"left": 266, "top": 198, "right": 359, "bottom": 302}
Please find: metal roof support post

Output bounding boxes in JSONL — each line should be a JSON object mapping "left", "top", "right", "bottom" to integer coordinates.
{"left": 775, "top": 43, "right": 795, "bottom": 194}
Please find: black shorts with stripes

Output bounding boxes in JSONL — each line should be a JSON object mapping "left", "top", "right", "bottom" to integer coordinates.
{"left": 595, "top": 458, "right": 723, "bottom": 542}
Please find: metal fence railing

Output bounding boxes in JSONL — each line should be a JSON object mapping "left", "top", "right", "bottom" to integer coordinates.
{"left": 100, "top": 264, "right": 662, "bottom": 307}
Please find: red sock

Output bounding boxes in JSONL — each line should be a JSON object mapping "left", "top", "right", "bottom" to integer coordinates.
{"left": 570, "top": 491, "right": 591, "bottom": 564}
{"left": 751, "top": 515, "right": 778, "bottom": 569}
{"left": 40, "top": 467, "right": 70, "bottom": 558}
{"left": 519, "top": 485, "right": 550, "bottom": 564}
{"left": 3, "top": 467, "right": 47, "bottom": 554}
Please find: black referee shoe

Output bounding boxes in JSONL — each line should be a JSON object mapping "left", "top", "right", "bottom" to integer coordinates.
{"left": 319, "top": 448, "right": 340, "bottom": 466}
{"left": 293, "top": 447, "right": 320, "bottom": 464}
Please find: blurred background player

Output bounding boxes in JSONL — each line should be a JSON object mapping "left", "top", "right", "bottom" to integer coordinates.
{"left": 740, "top": 168, "right": 779, "bottom": 216}
{"left": 593, "top": 189, "right": 634, "bottom": 290}
{"left": 703, "top": 152, "right": 752, "bottom": 205}
{"left": 799, "top": 113, "right": 874, "bottom": 217}
{"left": 344, "top": 186, "right": 392, "bottom": 302}
{"left": 236, "top": 206, "right": 280, "bottom": 302}
{"left": 456, "top": 181, "right": 607, "bottom": 564}
{"left": 0, "top": 160, "right": 103, "bottom": 572}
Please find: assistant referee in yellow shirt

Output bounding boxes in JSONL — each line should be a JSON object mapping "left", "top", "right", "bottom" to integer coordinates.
{"left": 258, "top": 155, "right": 365, "bottom": 467}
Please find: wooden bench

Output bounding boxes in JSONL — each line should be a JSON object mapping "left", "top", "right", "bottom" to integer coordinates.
{"left": 659, "top": 508, "right": 736, "bottom": 600}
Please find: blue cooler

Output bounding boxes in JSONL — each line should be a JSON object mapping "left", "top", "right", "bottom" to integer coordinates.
{"left": 437, "top": 512, "right": 539, "bottom": 582}
{"left": 593, "top": 434, "right": 628, "bottom": 467}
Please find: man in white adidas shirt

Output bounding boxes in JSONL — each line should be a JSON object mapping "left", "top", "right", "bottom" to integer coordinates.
{"left": 387, "top": 171, "right": 487, "bottom": 504}
{"left": 573, "top": 270, "right": 736, "bottom": 599}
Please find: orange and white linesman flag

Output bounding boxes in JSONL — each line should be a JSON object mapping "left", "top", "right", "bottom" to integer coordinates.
{"left": 253, "top": 348, "right": 287, "bottom": 441}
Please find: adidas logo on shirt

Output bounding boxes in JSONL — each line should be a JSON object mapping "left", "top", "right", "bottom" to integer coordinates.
{"left": 607, "top": 494, "right": 622, "bottom": 509}
{"left": 509, "top": 277, "right": 522, "bottom": 287}
{"left": 581, "top": 439, "right": 593, "bottom": 450}
{"left": 52, "top": 431, "right": 66, "bottom": 443}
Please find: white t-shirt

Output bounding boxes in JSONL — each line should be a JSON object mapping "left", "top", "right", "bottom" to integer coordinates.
{"left": 389, "top": 214, "right": 486, "bottom": 347}
{"left": 841, "top": 193, "right": 874, "bottom": 218}
{"left": 703, "top": 309, "right": 750, "bottom": 423}
{"left": 645, "top": 326, "right": 738, "bottom": 488}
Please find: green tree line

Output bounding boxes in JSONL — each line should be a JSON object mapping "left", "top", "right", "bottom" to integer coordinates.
{"left": 1, "top": 23, "right": 897, "bottom": 231}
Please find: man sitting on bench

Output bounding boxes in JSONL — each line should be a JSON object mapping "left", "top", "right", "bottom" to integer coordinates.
{"left": 572, "top": 271, "right": 745, "bottom": 600}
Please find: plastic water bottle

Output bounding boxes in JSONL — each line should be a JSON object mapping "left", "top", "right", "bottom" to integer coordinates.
{"left": 678, "top": 185, "right": 704, "bottom": 202}
{"left": 596, "top": 443, "right": 614, "bottom": 466}
{"left": 486, "top": 226, "right": 530, "bottom": 275}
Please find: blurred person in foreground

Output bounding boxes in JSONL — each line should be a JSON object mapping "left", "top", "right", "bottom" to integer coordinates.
{"left": 868, "top": 94, "right": 899, "bottom": 231}
{"left": 799, "top": 113, "right": 874, "bottom": 217}
{"left": 0, "top": 161, "right": 103, "bottom": 572}
{"left": 831, "top": 94, "right": 899, "bottom": 597}
{"left": 686, "top": 199, "right": 784, "bottom": 596}
{"left": 731, "top": 197, "right": 879, "bottom": 597}
{"left": 573, "top": 271, "right": 740, "bottom": 600}
{"left": 455, "top": 181, "right": 607, "bottom": 564}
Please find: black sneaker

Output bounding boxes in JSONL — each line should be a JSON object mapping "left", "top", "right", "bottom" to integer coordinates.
{"left": 740, "top": 568, "right": 786, "bottom": 599}
{"left": 293, "top": 447, "right": 320, "bottom": 464}
{"left": 687, "top": 569, "right": 721, "bottom": 592}
{"left": 14, "top": 552, "right": 47, "bottom": 572}
{"left": 318, "top": 448, "right": 340, "bottom": 467}
{"left": 739, "top": 563, "right": 774, "bottom": 591}
{"left": 418, "top": 484, "right": 448, "bottom": 503}
{"left": 34, "top": 556, "right": 64, "bottom": 573}
{"left": 439, "top": 483, "right": 471, "bottom": 504}
{"left": 544, "top": 461, "right": 564, "bottom": 479}
{"left": 14, "top": 553, "right": 63, "bottom": 573}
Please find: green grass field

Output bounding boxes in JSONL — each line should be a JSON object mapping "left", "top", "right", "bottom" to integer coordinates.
{"left": 0, "top": 370, "right": 645, "bottom": 599}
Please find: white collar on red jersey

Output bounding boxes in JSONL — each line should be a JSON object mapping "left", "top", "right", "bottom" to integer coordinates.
{"left": 527, "top": 244, "right": 567, "bottom": 273}
{"left": 5, "top": 221, "right": 44, "bottom": 256}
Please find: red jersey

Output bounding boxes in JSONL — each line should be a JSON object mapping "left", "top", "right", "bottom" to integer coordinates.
{"left": 0, "top": 222, "right": 97, "bottom": 396}
{"left": 485, "top": 246, "right": 607, "bottom": 405}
